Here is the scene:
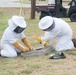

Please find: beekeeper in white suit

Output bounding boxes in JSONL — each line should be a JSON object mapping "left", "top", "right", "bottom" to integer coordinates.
{"left": 37, "top": 16, "right": 75, "bottom": 59}
{"left": 0, "top": 15, "right": 33, "bottom": 58}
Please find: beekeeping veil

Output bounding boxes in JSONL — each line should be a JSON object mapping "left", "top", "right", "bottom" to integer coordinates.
{"left": 8, "top": 15, "right": 27, "bottom": 33}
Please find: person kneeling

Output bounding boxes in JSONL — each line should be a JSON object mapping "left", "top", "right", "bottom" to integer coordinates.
{"left": 0, "top": 15, "right": 33, "bottom": 58}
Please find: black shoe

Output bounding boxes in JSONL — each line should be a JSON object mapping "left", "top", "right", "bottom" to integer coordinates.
{"left": 49, "top": 52, "right": 66, "bottom": 59}
{"left": 72, "top": 38, "right": 76, "bottom": 48}
{"left": 0, "top": 52, "right": 1, "bottom": 56}
{"left": 17, "top": 52, "right": 22, "bottom": 56}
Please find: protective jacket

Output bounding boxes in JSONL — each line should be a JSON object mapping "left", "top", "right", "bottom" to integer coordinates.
{"left": 41, "top": 18, "right": 74, "bottom": 51}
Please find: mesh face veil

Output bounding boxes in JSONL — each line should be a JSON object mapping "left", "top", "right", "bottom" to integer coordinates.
{"left": 14, "top": 26, "right": 25, "bottom": 33}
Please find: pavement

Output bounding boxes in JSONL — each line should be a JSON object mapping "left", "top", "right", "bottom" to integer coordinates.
{"left": 0, "top": 0, "right": 31, "bottom": 8}
{"left": 0, "top": 0, "right": 70, "bottom": 8}
{"left": 0, "top": 3, "right": 31, "bottom": 8}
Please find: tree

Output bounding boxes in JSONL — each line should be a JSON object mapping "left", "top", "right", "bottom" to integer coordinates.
{"left": 31, "top": 0, "right": 36, "bottom": 19}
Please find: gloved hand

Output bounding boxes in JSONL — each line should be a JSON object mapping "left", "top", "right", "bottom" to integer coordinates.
{"left": 22, "top": 37, "right": 34, "bottom": 51}
{"left": 13, "top": 42, "right": 29, "bottom": 52}
{"left": 44, "top": 40, "right": 49, "bottom": 47}
{"left": 29, "top": 46, "right": 34, "bottom": 51}
{"left": 33, "top": 34, "right": 42, "bottom": 44}
{"left": 36, "top": 37, "right": 42, "bottom": 44}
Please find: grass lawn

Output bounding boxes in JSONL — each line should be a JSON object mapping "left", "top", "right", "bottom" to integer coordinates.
{"left": 0, "top": 8, "right": 76, "bottom": 75}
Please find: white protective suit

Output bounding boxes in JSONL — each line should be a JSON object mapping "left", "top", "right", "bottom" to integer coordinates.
{"left": 0, "top": 16, "right": 26, "bottom": 57}
{"left": 40, "top": 17, "right": 74, "bottom": 52}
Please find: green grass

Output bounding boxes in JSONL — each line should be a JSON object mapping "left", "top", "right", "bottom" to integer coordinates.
{"left": 0, "top": 8, "right": 76, "bottom": 75}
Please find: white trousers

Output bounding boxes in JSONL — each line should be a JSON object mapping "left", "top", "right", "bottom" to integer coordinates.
{"left": 55, "top": 35, "right": 74, "bottom": 52}
{"left": 1, "top": 44, "right": 21, "bottom": 58}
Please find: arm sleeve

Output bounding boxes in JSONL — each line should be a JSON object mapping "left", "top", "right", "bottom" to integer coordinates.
{"left": 6, "top": 32, "right": 17, "bottom": 44}
{"left": 20, "top": 32, "right": 25, "bottom": 39}
{"left": 41, "top": 32, "right": 51, "bottom": 42}
{"left": 41, "top": 31, "right": 55, "bottom": 43}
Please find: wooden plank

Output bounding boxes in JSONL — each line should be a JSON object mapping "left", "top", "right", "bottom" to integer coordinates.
{"left": 21, "top": 46, "right": 54, "bottom": 57}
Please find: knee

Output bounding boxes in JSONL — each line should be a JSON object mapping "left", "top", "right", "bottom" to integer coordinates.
{"left": 9, "top": 52, "right": 17, "bottom": 58}
{"left": 1, "top": 49, "right": 18, "bottom": 58}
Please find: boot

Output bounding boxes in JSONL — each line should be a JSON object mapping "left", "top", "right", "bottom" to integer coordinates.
{"left": 0, "top": 51, "right": 1, "bottom": 56}
{"left": 72, "top": 38, "right": 76, "bottom": 48}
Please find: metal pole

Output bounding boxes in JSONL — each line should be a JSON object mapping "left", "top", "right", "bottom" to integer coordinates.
{"left": 31, "top": 0, "right": 36, "bottom": 19}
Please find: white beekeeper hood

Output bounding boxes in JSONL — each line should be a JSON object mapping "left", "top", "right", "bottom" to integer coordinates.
{"left": 8, "top": 15, "right": 27, "bottom": 31}
{"left": 39, "top": 16, "right": 53, "bottom": 30}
